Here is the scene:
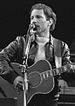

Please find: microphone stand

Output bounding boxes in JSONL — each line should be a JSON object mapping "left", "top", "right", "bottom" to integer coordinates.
{"left": 22, "top": 29, "right": 33, "bottom": 106}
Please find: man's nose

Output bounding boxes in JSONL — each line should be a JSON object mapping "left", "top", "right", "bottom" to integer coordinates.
{"left": 31, "top": 17, "right": 37, "bottom": 23}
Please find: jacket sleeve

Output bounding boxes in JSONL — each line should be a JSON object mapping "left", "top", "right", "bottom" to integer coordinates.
{"left": 0, "top": 36, "right": 23, "bottom": 84}
{"left": 61, "top": 41, "right": 75, "bottom": 81}
{"left": 61, "top": 41, "right": 71, "bottom": 65}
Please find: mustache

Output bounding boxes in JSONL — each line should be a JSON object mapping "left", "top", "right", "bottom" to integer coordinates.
{"left": 29, "top": 23, "right": 40, "bottom": 30}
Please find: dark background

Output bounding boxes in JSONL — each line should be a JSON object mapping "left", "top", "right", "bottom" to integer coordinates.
{"left": 0, "top": 0, "right": 75, "bottom": 53}
{"left": 0, "top": 0, "right": 75, "bottom": 100}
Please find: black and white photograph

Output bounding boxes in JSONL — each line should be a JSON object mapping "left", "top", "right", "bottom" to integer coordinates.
{"left": 0, "top": 0, "right": 75, "bottom": 106}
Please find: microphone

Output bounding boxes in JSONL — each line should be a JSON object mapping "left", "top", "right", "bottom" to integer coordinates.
{"left": 29, "top": 23, "right": 37, "bottom": 35}
{"left": 29, "top": 24, "right": 35, "bottom": 30}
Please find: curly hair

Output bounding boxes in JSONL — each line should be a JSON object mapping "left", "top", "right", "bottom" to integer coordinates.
{"left": 30, "top": 3, "right": 56, "bottom": 31}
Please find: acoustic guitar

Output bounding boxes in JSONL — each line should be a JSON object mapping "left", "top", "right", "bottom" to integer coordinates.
{"left": 0, "top": 59, "right": 75, "bottom": 105}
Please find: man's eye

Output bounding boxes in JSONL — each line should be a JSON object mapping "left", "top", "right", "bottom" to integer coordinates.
{"left": 30, "top": 16, "right": 34, "bottom": 20}
{"left": 36, "top": 16, "right": 41, "bottom": 19}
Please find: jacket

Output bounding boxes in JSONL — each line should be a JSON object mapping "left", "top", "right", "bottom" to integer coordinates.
{"left": 0, "top": 34, "right": 71, "bottom": 100}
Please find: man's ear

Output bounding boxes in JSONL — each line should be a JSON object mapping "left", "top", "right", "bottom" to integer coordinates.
{"left": 49, "top": 18, "right": 53, "bottom": 25}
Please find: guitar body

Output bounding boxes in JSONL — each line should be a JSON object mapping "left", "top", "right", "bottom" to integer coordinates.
{"left": 12, "top": 59, "right": 55, "bottom": 104}
{"left": 0, "top": 60, "right": 55, "bottom": 105}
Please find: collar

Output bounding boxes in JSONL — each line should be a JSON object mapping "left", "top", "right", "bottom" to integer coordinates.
{"left": 36, "top": 36, "right": 50, "bottom": 45}
{"left": 50, "top": 35, "right": 54, "bottom": 46}
{"left": 31, "top": 34, "right": 54, "bottom": 47}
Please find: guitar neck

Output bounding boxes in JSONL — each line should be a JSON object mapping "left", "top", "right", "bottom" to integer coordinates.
{"left": 52, "top": 65, "right": 69, "bottom": 76}
{"left": 41, "top": 63, "right": 75, "bottom": 79}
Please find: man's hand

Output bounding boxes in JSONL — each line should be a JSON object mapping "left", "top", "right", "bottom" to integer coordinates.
{"left": 14, "top": 76, "right": 23, "bottom": 93}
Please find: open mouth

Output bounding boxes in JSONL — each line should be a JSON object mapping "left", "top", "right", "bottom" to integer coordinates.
{"left": 34, "top": 24, "right": 40, "bottom": 31}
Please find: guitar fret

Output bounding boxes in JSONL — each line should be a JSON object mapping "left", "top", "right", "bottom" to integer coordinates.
{"left": 52, "top": 67, "right": 64, "bottom": 76}
{"left": 42, "top": 73, "right": 46, "bottom": 79}
{"left": 52, "top": 69, "right": 58, "bottom": 76}
{"left": 57, "top": 67, "right": 65, "bottom": 75}
{"left": 42, "top": 70, "right": 51, "bottom": 79}
{"left": 46, "top": 71, "right": 51, "bottom": 78}
{"left": 46, "top": 72, "right": 48, "bottom": 77}
{"left": 59, "top": 66, "right": 68, "bottom": 74}
{"left": 58, "top": 67, "right": 63, "bottom": 75}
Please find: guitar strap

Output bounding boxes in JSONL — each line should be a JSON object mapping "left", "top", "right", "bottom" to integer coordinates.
{"left": 53, "top": 37, "right": 62, "bottom": 68}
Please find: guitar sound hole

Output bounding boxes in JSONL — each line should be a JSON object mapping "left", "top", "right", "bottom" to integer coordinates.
{"left": 28, "top": 72, "right": 41, "bottom": 88}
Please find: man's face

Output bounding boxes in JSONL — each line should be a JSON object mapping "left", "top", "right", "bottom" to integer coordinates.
{"left": 30, "top": 9, "right": 50, "bottom": 33}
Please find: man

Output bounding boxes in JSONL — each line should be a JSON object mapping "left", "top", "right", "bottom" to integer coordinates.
{"left": 0, "top": 3, "right": 71, "bottom": 106}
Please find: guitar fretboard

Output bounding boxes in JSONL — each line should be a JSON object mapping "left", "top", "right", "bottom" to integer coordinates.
{"left": 52, "top": 65, "right": 69, "bottom": 76}
{"left": 41, "top": 63, "right": 74, "bottom": 79}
